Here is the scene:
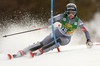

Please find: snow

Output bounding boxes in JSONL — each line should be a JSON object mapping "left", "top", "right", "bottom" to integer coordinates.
{"left": 0, "top": 45, "right": 100, "bottom": 66}
{"left": 0, "top": 12, "right": 100, "bottom": 66}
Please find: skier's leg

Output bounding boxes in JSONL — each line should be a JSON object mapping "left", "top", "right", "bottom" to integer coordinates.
{"left": 25, "top": 28, "right": 61, "bottom": 55}
{"left": 33, "top": 36, "right": 71, "bottom": 56}
{"left": 23, "top": 42, "right": 43, "bottom": 54}
{"left": 22, "top": 28, "right": 62, "bottom": 54}
{"left": 12, "top": 42, "right": 43, "bottom": 58}
{"left": 33, "top": 38, "right": 61, "bottom": 56}
{"left": 42, "top": 36, "right": 71, "bottom": 52}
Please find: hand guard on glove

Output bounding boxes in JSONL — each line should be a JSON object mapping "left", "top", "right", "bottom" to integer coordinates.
{"left": 86, "top": 40, "right": 93, "bottom": 48}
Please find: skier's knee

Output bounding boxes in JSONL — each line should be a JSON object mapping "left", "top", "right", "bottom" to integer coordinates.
{"left": 59, "top": 37, "right": 70, "bottom": 46}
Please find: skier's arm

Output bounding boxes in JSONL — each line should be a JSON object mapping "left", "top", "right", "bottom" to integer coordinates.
{"left": 78, "top": 19, "right": 91, "bottom": 41}
{"left": 48, "top": 14, "right": 63, "bottom": 23}
{"left": 78, "top": 19, "right": 93, "bottom": 48}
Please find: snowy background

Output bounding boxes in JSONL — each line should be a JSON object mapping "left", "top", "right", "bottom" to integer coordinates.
{"left": 0, "top": 12, "right": 100, "bottom": 66}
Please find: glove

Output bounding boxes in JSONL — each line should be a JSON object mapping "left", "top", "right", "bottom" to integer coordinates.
{"left": 86, "top": 40, "right": 93, "bottom": 48}
{"left": 53, "top": 22, "right": 62, "bottom": 28}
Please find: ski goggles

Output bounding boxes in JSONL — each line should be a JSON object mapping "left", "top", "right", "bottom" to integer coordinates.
{"left": 67, "top": 11, "right": 76, "bottom": 15}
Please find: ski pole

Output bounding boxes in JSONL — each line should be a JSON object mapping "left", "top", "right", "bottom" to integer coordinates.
{"left": 96, "top": 44, "right": 100, "bottom": 45}
{"left": 3, "top": 26, "right": 51, "bottom": 37}
{"left": 94, "top": 43, "right": 100, "bottom": 46}
{"left": 51, "top": 0, "right": 60, "bottom": 52}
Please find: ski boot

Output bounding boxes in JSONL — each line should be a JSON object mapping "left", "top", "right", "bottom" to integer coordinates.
{"left": 7, "top": 50, "right": 24, "bottom": 60}
{"left": 30, "top": 48, "right": 43, "bottom": 58}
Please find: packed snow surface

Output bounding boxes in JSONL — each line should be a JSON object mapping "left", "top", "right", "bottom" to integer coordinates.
{"left": 0, "top": 45, "right": 100, "bottom": 66}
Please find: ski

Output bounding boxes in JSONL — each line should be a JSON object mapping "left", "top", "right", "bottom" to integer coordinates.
{"left": 7, "top": 54, "right": 19, "bottom": 60}
{"left": 7, "top": 52, "right": 34, "bottom": 60}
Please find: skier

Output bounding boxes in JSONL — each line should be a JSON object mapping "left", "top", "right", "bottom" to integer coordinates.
{"left": 8, "top": 3, "right": 93, "bottom": 59}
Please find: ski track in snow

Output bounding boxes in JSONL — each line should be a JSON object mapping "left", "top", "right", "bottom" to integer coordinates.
{"left": 0, "top": 12, "right": 100, "bottom": 66}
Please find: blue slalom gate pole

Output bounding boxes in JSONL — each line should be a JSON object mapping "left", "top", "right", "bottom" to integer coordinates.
{"left": 51, "top": 0, "right": 60, "bottom": 52}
